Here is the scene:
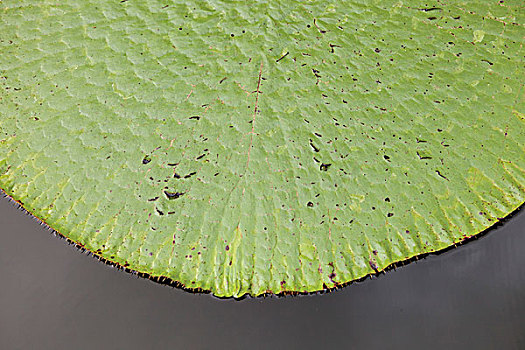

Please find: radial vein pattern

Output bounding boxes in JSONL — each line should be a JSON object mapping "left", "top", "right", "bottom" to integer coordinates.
{"left": 0, "top": 0, "right": 524, "bottom": 297}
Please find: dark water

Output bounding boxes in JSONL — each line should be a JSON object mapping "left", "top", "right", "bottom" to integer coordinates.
{"left": 0, "top": 195, "right": 523, "bottom": 350}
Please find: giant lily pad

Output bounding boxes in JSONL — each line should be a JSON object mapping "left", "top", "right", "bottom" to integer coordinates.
{"left": 0, "top": 0, "right": 523, "bottom": 297}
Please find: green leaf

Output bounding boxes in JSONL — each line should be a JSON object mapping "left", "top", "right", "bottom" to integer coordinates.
{"left": 1, "top": 0, "right": 523, "bottom": 298}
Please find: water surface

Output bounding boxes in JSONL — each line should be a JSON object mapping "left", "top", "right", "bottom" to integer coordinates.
{"left": 0, "top": 196, "right": 523, "bottom": 349}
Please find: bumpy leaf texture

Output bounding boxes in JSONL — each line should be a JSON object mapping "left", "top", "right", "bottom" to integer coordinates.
{"left": 0, "top": 0, "right": 524, "bottom": 297}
